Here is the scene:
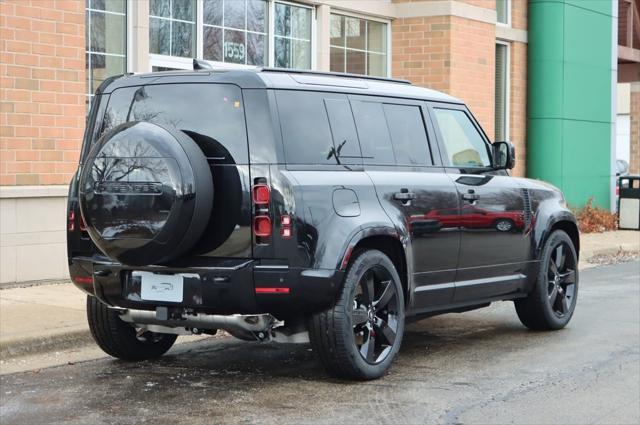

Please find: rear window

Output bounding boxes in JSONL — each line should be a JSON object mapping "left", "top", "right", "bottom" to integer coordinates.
{"left": 100, "top": 83, "right": 248, "bottom": 164}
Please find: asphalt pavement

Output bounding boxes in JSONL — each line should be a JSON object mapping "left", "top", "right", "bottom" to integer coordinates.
{"left": 1, "top": 261, "right": 639, "bottom": 425}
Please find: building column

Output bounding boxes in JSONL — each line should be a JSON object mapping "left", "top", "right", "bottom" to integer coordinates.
{"left": 130, "top": 0, "right": 150, "bottom": 73}
{"left": 316, "top": 5, "right": 331, "bottom": 72}
{"left": 630, "top": 83, "right": 640, "bottom": 175}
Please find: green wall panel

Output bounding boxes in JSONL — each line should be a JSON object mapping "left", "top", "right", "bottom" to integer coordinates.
{"left": 563, "top": 63, "right": 612, "bottom": 122}
{"left": 527, "top": 0, "right": 614, "bottom": 209}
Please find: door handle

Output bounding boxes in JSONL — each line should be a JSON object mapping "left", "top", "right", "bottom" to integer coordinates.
{"left": 461, "top": 190, "right": 480, "bottom": 202}
{"left": 394, "top": 189, "right": 416, "bottom": 201}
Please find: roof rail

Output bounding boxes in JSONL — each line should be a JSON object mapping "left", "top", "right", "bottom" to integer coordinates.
{"left": 260, "top": 67, "right": 412, "bottom": 85}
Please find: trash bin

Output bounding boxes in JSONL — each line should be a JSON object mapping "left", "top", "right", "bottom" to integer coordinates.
{"left": 618, "top": 175, "right": 640, "bottom": 230}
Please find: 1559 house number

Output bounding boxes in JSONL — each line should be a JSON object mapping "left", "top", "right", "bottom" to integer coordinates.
{"left": 224, "top": 41, "right": 245, "bottom": 62}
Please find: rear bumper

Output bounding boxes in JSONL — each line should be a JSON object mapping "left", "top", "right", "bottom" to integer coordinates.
{"left": 69, "top": 257, "right": 343, "bottom": 318}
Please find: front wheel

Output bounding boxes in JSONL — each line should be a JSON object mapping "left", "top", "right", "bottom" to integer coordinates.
{"left": 515, "top": 230, "right": 579, "bottom": 330}
{"left": 86, "top": 296, "right": 177, "bottom": 360}
{"left": 309, "top": 249, "right": 405, "bottom": 380}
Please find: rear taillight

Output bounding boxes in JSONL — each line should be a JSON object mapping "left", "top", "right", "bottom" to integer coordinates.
{"left": 252, "top": 181, "right": 271, "bottom": 243}
{"left": 254, "top": 215, "right": 272, "bottom": 237}
{"left": 79, "top": 214, "right": 87, "bottom": 232}
{"left": 252, "top": 184, "right": 270, "bottom": 205}
{"left": 280, "top": 214, "right": 292, "bottom": 239}
{"left": 68, "top": 210, "right": 75, "bottom": 231}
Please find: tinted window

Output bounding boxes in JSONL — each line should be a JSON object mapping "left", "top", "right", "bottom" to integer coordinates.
{"left": 351, "top": 100, "right": 395, "bottom": 165}
{"left": 383, "top": 104, "right": 431, "bottom": 166}
{"left": 324, "top": 99, "right": 362, "bottom": 164}
{"left": 433, "top": 108, "right": 491, "bottom": 167}
{"left": 277, "top": 91, "right": 361, "bottom": 165}
{"left": 102, "top": 84, "right": 248, "bottom": 163}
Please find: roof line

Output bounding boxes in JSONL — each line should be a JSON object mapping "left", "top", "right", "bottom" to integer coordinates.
{"left": 258, "top": 67, "right": 412, "bottom": 85}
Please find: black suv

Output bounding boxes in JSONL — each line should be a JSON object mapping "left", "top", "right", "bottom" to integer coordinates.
{"left": 68, "top": 67, "right": 579, "bottom": 380}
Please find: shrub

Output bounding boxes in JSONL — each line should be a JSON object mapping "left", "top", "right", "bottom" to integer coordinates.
{"left": 572, "top": 198, "right": 618, "bottom": 233}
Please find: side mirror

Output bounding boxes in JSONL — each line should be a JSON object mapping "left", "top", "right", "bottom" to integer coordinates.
{"left": 492, "top": 141, "right": 516, "bottom": 170}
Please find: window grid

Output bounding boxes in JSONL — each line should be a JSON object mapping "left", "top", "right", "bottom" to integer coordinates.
{"left": 329, "top": 14, "right": 388, "bottom": 77}
{"left": 149, "top": 0, "right": 196, "bottom": 58}
{"left": 150, "top": 0, "right": 315, "bottom": 71}
{"left": 274, "top": 2, "right": 312, "bottom": 68}
{"left": 85, "top": 1, "right": 127, "bottom": 103}
{"left": 202, "top": 0, "right": 268, "bottom": 66}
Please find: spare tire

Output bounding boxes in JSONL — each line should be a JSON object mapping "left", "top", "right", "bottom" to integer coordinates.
{"left": 79, "top": 121, "right": 213, "bottom": 266}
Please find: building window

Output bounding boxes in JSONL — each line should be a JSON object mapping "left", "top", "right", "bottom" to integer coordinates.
{"left": 274, "top": 2, "right": 312, "bottom": 69}
{"left": 149, "top": 0, "right": 196, "bottom": 58}
{"left": 85, "top": 0, "right": 127, "bottom": 100}
{"left": 329, "top": 14, "right": 388, "bottom": 77}
{"left": 203, "top": 0, "right": 268, "bottom": 65}
{"left": 495, "top": 42, "right": 509, "bottom": 142}
{"left": 496, "top": 0, "right": 510, "bottom": 25}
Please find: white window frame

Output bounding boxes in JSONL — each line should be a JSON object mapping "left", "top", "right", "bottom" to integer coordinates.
{"left": 328, "top": 10, "right": 391, "bottom": 78}
{"left": 495, "top": 40, "right": 510, "bottom": 142}
{"left": 86, "top": 0, "right": 132, "bottom": 103}
{"left": 496, "top": 0, "right": 511, "bottom": 27}
{"left": 148, "top": 0, "right": 316, "bottom": 71}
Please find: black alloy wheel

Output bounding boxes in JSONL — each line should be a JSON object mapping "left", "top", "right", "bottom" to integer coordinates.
{"left": 515, "top": 230, "right": 579, "bottom": 330}
{"left": 309, "top": 249, "right": 405, "bottom": 380}
{"left": 546, "top": 241, "right": 577, "bottom": 317}
{"left": 351, "top": 267, "right": 400, "bottom": 364}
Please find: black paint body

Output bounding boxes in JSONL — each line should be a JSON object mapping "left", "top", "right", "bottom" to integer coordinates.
{"left": 67, "top": 69, "right": 580, "bottom": 320}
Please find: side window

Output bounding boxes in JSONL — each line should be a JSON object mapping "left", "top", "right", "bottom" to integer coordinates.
{"left": 324, "top": 99, "right": 362, "bottom": 164}
{"left": 351, "top": 100, "right": 395, "bottom": 165}
{"left": 383, "top": 104, "right": 432, "bottom": 166}
{"left": 277, "top": 91, "right": 360, "bottom": 165}
{"left": 433, "top": 108, "right": 491, "bottom": 168}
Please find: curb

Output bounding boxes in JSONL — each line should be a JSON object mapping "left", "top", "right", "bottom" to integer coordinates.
{"left": 0, "top": 329, "right": 94, "bottom": 360}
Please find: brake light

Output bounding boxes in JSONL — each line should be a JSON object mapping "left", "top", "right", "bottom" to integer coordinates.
{"left": 252, "top": 184, "right": 270, "bottom": 205}
{"left": 68, "top": 210, "right": 75, "bottom": 231}
{"left": 255, "top": 287, "right": 290, "bottom": 294}
{"left": 79, "top": 214, "right": 87, "bottom": 232}
{"left": 73, "top": 276, "right": 93, "bottom": 285}
{"left": 254, "top": 215, "right": 272, "bottom": 237}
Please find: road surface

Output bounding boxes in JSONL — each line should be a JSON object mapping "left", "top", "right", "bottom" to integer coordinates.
{"left": 1, "top": 261, "right": 639, "bottom": 424}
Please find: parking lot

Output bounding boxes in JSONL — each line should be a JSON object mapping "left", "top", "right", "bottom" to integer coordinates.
{"left": 1, "top": 261, "right": 639, "bottom": 425}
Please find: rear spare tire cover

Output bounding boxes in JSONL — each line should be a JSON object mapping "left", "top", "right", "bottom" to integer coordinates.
{"left": 79, "top": 121, "right": 213, "bottom": 266}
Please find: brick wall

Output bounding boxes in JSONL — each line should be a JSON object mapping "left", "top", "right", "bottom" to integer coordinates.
{"left": 511, "top": 0, "right": 527, "bottom": 30}
{"left": 510, "top": 41, "right": 527, "bottom": 177}
{"left": 0, "top": 0, "right": 85, "bottom": 186}
{"left": 630, "top": 85, "right": 640, "bottom": 175}
{"left": 392, "top": 15, "right": 452, "bottom": 93}
{"left": 449, "top": 15, "right": 496, "bottom": 138}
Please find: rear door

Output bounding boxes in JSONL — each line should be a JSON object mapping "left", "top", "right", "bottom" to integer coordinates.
{"left": 350, "top": 95, "right": 461, "bottom": 311}
{"left": 428, "top": 104, "right": 530, "bottom": 302}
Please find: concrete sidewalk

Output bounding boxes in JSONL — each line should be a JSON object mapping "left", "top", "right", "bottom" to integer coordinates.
{"left": 1, "top": 230, "right": 638, "bottom": 360}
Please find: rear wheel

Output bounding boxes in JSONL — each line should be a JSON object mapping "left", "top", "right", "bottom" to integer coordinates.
{"left": 515, "top": 230, "right": 579, "bottom": 330}
{"left": 309, "top": 250, "right": 405, "bottom": 380}
{"left": 86, "top": 296, "right": 177, "bottom": 360}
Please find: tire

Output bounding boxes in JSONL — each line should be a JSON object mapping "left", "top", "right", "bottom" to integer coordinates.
{"left": 86, "top": 296, "right": 177, "bottom": 360}
{"left": 308, "top": 250, "right": 405, "bottom": 380}
{"left": 515, "top": 230, "right": 579, "bottom": 330}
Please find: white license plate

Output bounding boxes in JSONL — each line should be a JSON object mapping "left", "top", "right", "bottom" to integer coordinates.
{"left": 138, "top": 272, "right": 184, "bottom": 303}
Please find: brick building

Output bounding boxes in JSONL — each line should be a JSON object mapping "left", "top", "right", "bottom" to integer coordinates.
{"left": 0, "top": 0, "right": 636, "bottom": 283}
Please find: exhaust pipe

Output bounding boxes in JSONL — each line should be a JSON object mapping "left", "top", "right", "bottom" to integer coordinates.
{"left": 119, "top": 309, "right": 276, "bottom": 341}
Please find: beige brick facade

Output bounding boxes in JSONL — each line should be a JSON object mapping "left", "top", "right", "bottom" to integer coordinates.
{"left": 0, "top": 0, "right": 86, "bottom": 187}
